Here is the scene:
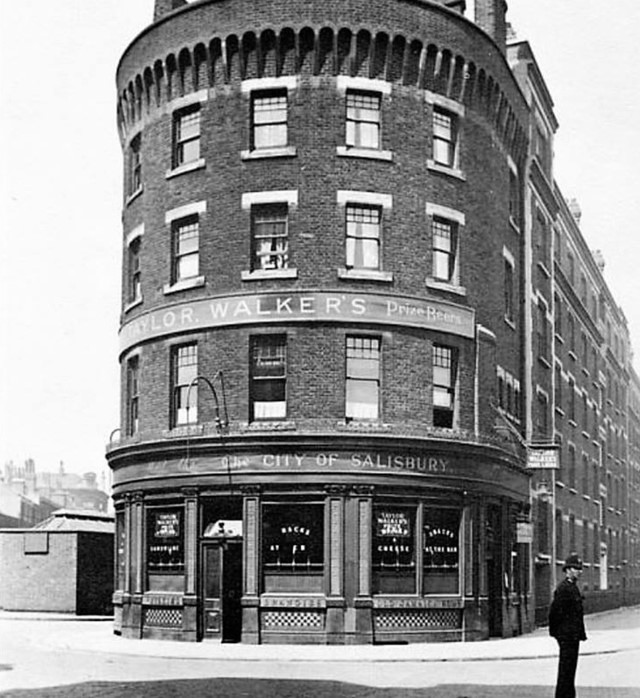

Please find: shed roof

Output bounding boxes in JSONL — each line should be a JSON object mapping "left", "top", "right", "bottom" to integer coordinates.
{"left": 30, "top": 508, "right": 114, "bottom": 533}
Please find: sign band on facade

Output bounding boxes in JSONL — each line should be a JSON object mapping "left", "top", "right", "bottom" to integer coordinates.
{"left": 119, "top": 290, "right": 475, "bottom": 354}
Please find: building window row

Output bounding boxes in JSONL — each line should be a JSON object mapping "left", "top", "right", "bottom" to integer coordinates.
{"left": 127, "top": 80, "right": 465, "bottom": 195}
{"left": 125, "top": 194, "right": 469, "bottom": 305}
{"left": 124, "top": 336, "right": 459, "bottom": 434}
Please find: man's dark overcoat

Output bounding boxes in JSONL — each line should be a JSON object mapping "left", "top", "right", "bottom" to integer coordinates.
{"left": 549, "top": 577, "right": 587, "bottom": 641}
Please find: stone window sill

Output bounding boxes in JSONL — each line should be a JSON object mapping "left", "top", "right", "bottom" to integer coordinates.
{"left": 241, "top": 146, "right": 297, "bottom": 160}
{"left": 241, "top": 268, "right": 298, "bottom": 281}
{"left": 336, "top": 146, "right": 393, "bottom": 162}
{"left": 123, "top": 297, "right": 143, "bottom": 313}
{"left": 245, "top": 421, "right": 296, "bottom": 431}
{"left": 427, "top": 160, "right": 466, "bottom": 181}
{"left": 425, "top": 279, "right": 466, "bottom": 296}
{"left": 125, "top": 187, "right": 143, "bottom": 206}
{"left": 163, "top": 276, "right": 206, "bottom": 295}
{"left": 338, "top": 268, "right": 393, "bottom": 283}
{"left": 165, "top": 158, "right": 206, "bottom": 180}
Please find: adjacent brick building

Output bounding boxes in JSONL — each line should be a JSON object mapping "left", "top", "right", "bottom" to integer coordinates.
{"left": 107, "top": 0, "right": 640, "bottom": 644}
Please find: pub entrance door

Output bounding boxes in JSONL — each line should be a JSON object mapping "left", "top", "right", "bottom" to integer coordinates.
{"left": 201, "top": 540, "right": 243, "bottom": 642}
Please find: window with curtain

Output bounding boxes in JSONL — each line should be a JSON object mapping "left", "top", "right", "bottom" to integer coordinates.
{"left": 432, "top": 217, "right": 457, "bottom": 282}
{"left": 171, "top": 344, "right": 198, "bottom": 426}
{"left": 432, "top": 107, "right": 458, "bottom": 167}
{"left": 173, "top": 105, "right": 201, "bottom": 167}
{"left": 171, "top": 215, "right": 199, "bottom": 282}
{"left": 126, "top": 355, "right": 139, "bottom": 436}
{"left": 251, "top": 203, "right": 289, "bottom": 271}
{"left": 345, "top": 336, "right": 380, "bottom": 420}
{"left": 433, "top": 345, "right": 457, "bottom": 428}
{"left": 345, "top": 204, "right": 381, "bottom": 270}
{"left": 252, "top": 90, "right": 288, "bottom": 149}
{"left": 250, "top": 335, "right": 286, "bottom": 420}
{"left": 346, "top": 90, "right": 381, "bottom": 149}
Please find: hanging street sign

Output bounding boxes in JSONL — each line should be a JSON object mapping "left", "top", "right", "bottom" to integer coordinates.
{"left": 526, "top": 446, "right": 560, "bottom": 470}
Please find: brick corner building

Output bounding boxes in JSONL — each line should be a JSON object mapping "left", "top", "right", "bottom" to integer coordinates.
{"left": 107, "top": 0, "right": 640, "bottom": 643}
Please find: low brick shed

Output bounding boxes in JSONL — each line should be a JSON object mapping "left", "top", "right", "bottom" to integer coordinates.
{"left": 0, "top": 509, "right": 114, "bottom": 615}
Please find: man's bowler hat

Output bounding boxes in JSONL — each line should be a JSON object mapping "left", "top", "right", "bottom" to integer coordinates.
{"left": 563, "top": 553, "right": 583, "bottom": 570}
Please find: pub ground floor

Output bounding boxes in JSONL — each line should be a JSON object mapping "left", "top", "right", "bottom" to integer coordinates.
{"left": 111, "top": 441, "right": 534, "bottom": 644}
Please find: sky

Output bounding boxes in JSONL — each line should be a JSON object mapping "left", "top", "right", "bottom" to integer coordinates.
{"left": 0, "top": 1, "right": 639, "bottom": 477}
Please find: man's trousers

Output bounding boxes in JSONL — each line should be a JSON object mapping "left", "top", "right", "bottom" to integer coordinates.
{"left": 555, "top": 638, "right": 580, "bottom": 698}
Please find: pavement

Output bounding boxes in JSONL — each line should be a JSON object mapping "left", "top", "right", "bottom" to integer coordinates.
{"left": 2, "top": 605, "right": 640, "bottom": 664}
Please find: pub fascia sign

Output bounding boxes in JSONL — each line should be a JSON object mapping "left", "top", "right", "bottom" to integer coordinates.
{"left": 119, "top": 290, "right": 475, "bottom": 353}
{"left": 113, "top": 449, "right": 530, "bottom": 497}
{"left": 124, "top": 451, "right": 450, "bottom": 479}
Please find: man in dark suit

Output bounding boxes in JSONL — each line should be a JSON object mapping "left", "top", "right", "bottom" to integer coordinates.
{"left": 548, "top": 553, "right": 587, "bottom": 698}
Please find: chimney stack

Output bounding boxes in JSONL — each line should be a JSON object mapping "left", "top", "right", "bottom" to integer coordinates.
{"left": 475, "top": 0, "right": 508, "bottom": 53}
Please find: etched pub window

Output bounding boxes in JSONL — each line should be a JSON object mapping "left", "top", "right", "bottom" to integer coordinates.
{"left": 422, "top": 508, "right": 460, "bottom": 594}
{"left": 372, "top": 507, "right": 416, "bottom": 594}
{"left": 146, "top": 508, "right": 184, "bottom": 572}
{"left": 262, "top": 504, "right": 324, "bottom": 584}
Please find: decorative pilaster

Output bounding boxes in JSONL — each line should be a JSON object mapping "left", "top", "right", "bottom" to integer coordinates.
{"left": 113, "top": 494, "right": 131, "bottom": 637}
{"left": 123, "top": 494, "right": 133, "bottom": 595}
{"left": 130, "top": 492, "right": 145, "bottom": 638}
{"left": 462, "top": 496, "right": 485, "bottom": 641}
{"left": 182, "top": 487, "right": 199, "bottom": 596}
{"left": 351, "top": 485, "right": 374, "bottom": 643}
{"left": 325, "top": 485, "right": 347, "bottom": 643}
{"left": 352, "top": 485, "right": 374, "bottom": 597}
{"left": 463, "top": 497, "right": 477, "bottom": 597}
{"left": 241, "top": 484, "right": 261, "bottom": 644}
{"left": 132, "top": 492, "right": 145, "bottom": 595}
{"left": 182, "top": 487, "right": 199, "bottom": 641}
